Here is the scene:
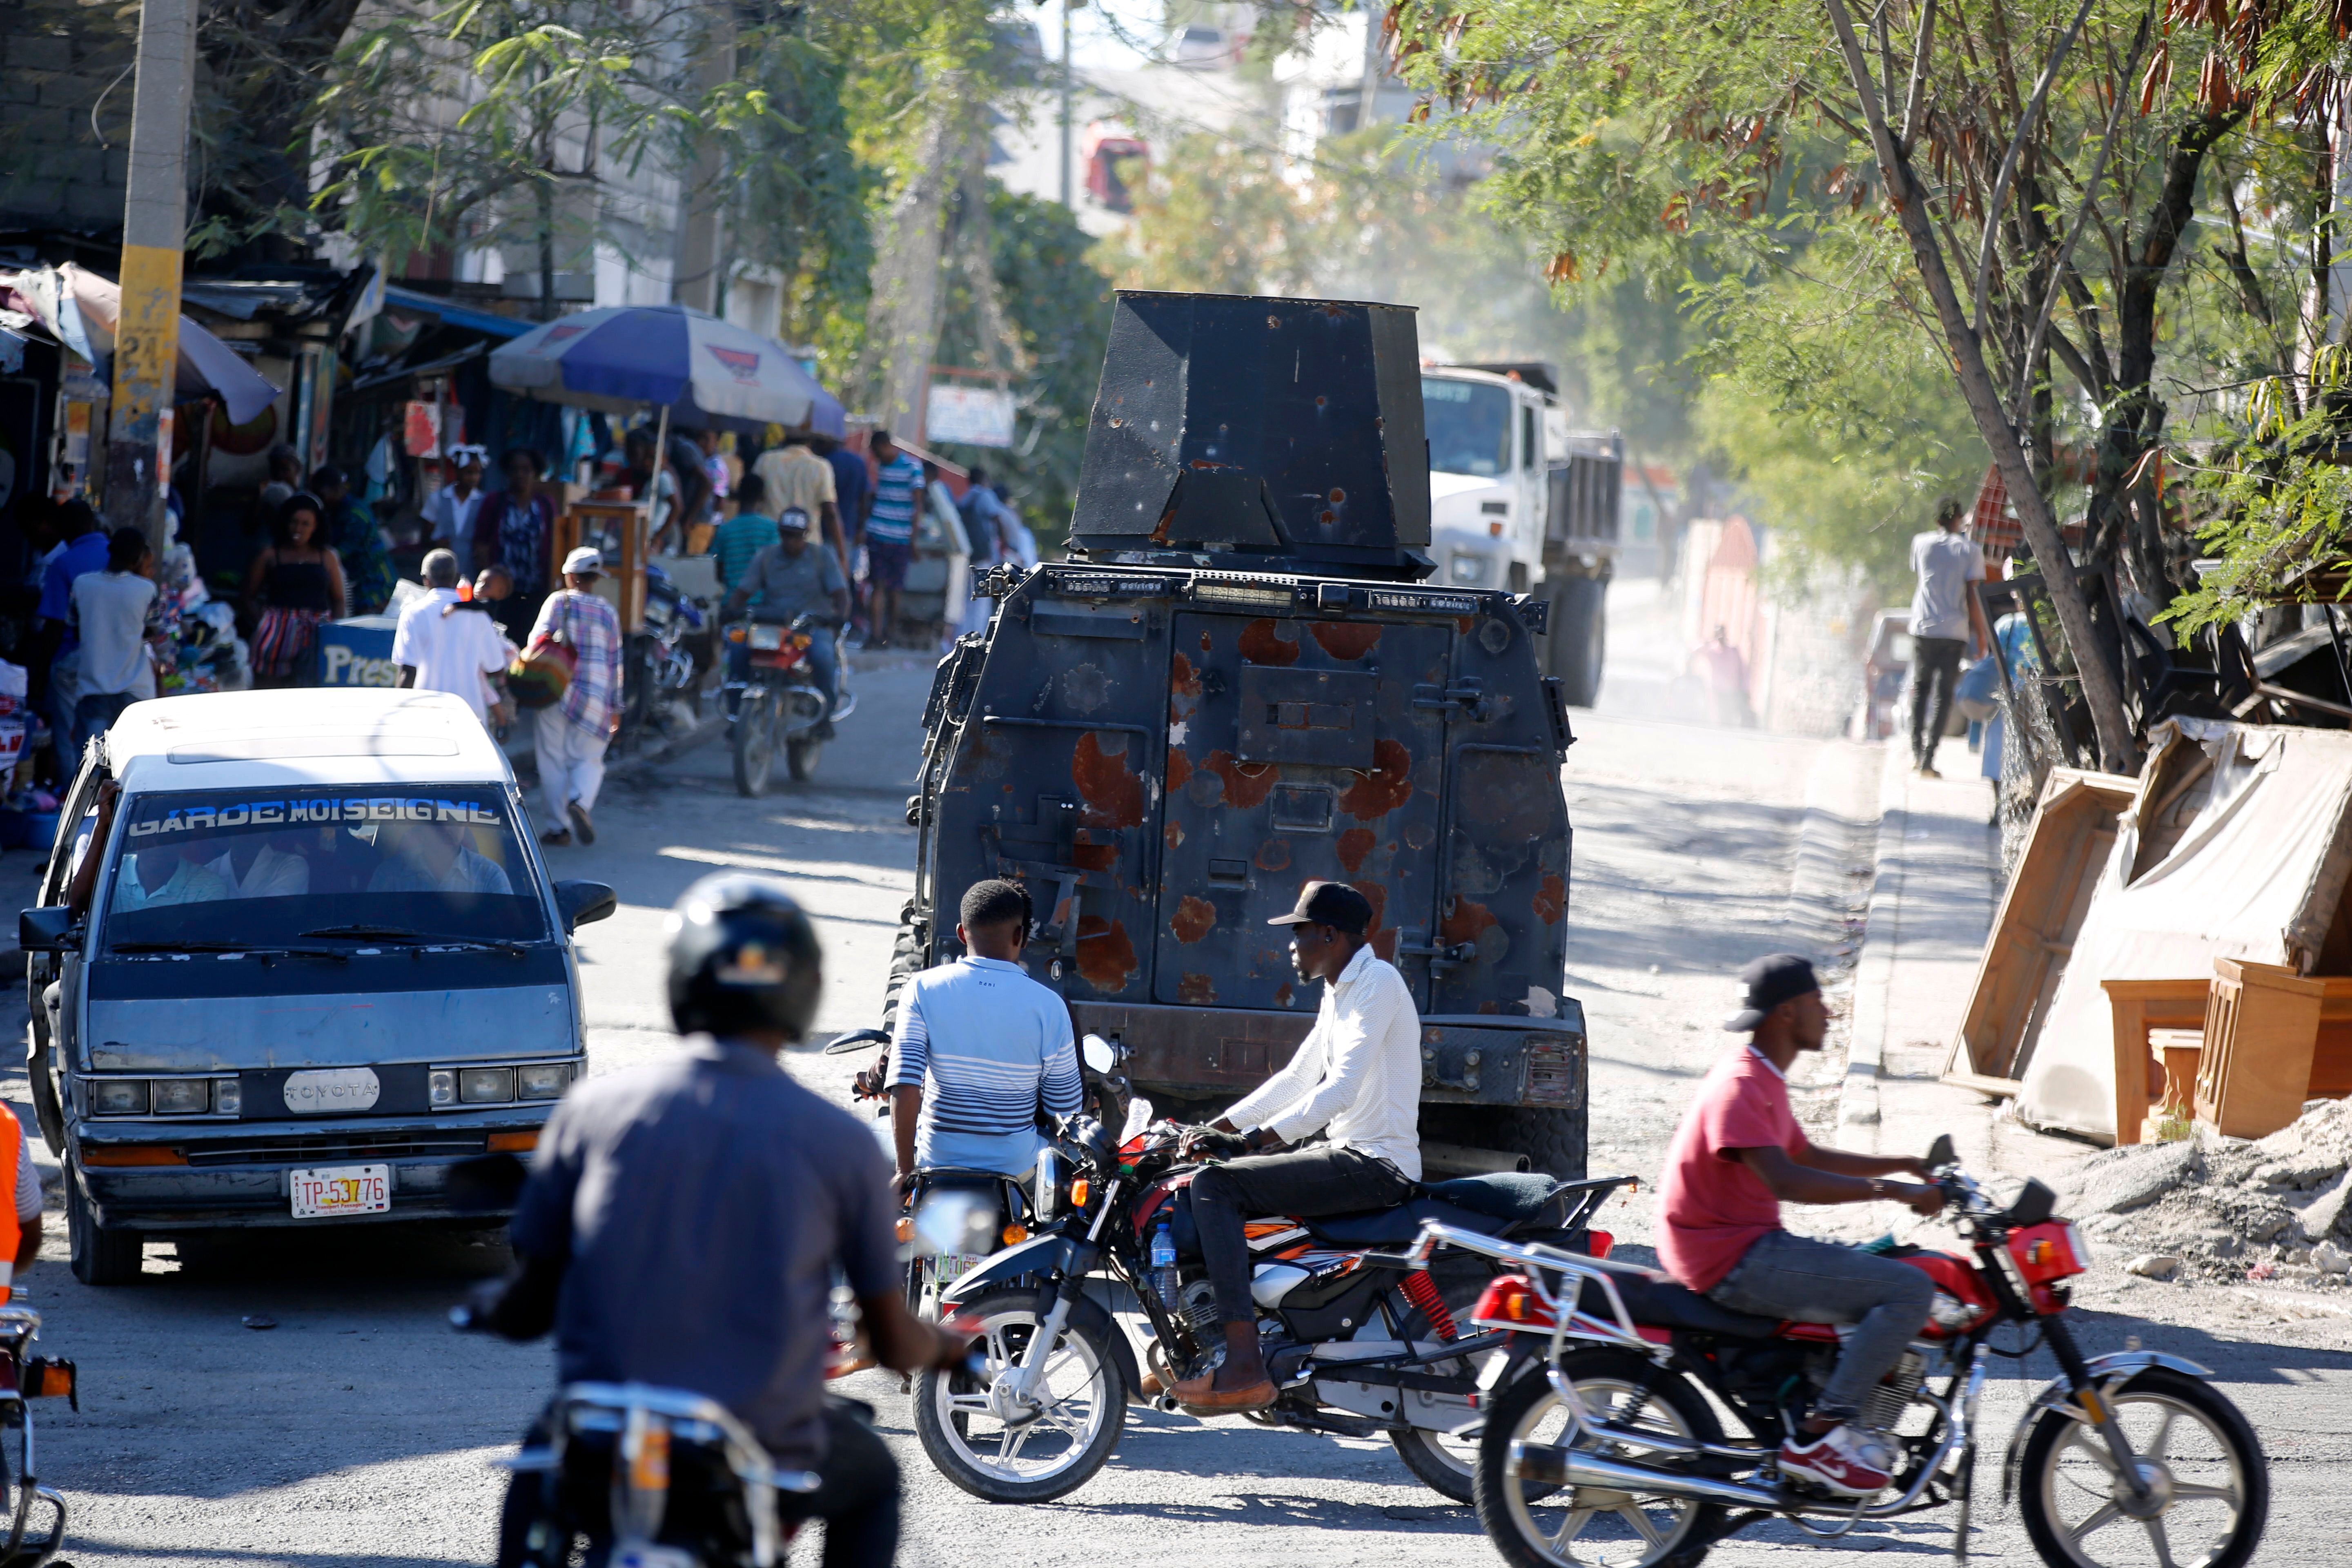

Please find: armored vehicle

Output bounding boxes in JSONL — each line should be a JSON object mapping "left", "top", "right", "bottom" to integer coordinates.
{"left": 896, "top": 291, "right": 1586, "bottom": 1176}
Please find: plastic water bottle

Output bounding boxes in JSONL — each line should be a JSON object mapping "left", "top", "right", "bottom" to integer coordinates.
{"left": 1150, "top": 1213, "right": 1179, "bottom": 1309}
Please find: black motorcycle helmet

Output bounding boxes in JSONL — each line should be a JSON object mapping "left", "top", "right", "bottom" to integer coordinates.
{"left": 666, "top": 873, "right": 824, "bottom": 1040}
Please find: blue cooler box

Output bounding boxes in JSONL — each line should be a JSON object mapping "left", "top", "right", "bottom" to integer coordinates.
{"left": 315, "top": 616, "right": 400, "bottom": 687}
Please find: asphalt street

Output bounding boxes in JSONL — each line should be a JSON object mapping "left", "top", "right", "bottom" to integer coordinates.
{"left": 5, "top": 599, "right": 2345, "bottom": 1567}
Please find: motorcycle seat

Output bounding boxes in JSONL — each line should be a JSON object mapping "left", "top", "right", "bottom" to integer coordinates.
{"left": 1301, "top": 1197, "right": 1519, "bottom": 1247}
{"left": 1576, "top": 1270, "right": 1781, "bottom": 1340}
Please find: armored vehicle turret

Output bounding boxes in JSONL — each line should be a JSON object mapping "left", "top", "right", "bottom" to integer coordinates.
{"left": 897, "top": 291, "right": 1587, "bottom": 1176}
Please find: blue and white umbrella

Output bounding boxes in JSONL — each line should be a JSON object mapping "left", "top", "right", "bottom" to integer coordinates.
{"left": 488, "top": 303, "right": 844, "bottom": 436}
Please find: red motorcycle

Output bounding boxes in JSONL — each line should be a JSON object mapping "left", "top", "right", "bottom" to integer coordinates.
{"left": 1424, "top": 1135, "right": 2266, "bottom": 1568}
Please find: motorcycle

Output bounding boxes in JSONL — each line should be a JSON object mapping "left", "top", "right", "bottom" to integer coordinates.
{"left": 1434, "top": 1134, "right": 2267, "bottom": 1568}
{"left": 722, "top": 614, "right": 853, "bottom": 796}
{"left": 617, "top": 563, "right": 710, "bottom": 754}
{"left": 0, "top": 1304, "right": 77, "bottom": 1568}
{"left": 492, "top": 1381, "right": 819, "bottom": 1568}
{"left": 909, "top": 1094, "right": 1628, "bottom": 1506}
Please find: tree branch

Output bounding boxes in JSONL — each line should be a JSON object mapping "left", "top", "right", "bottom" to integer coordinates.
{"left": 1971, "top": 0, "right": 2099, "bottom": 338}
{"left": 1900, "top": 0, "right": 1935, "bottom": 151}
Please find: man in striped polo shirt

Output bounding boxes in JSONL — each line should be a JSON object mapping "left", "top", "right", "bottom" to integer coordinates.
{"left": 888, "top": 879, "right": 1081, "bottom": 1184}
{"left": 864, "top": 430, "right": 923, "bottom": 650}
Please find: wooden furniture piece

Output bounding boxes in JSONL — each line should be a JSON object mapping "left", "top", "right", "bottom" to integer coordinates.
{"left": 1950, "top": 771, "right": 2139, "bottom": 1090}
{"left": 2103, "top": 978, "right": 2211, "bottom": 1145}
{"left": 554, "top": 500, "right": 649, "bottom": 633}
{"left": 2196, "top": 961, "right": 2331, "bottom": 1138}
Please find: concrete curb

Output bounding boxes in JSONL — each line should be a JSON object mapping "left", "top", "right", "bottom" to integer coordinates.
{"left": 1784, "top": 746, "right": 1873, "bottom": 960}
{"left": 1840, "top": 743, "right": 1911, "bottom": 1131}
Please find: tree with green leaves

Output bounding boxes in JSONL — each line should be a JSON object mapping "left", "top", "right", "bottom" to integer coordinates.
{"left": 1386, "top": 0, "right": 2289, "bottom": 766}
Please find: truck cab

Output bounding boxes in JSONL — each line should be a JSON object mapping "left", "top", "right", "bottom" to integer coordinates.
{"left": 1421, "top": 364, "right": 1549, "bottom": 597}
{"left": 20, "top": 688, "right": 618, "bottom": 1285}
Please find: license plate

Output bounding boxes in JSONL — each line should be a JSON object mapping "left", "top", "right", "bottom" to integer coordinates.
{"left": 289, "top": 1164, "right": 390, "bottom": 1218}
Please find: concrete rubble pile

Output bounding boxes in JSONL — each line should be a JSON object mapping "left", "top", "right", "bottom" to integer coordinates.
{"left": 2056, "top": 1098, "right": 2352, "bottom": 1285}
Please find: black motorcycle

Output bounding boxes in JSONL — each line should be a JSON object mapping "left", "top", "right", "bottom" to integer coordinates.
{"left": 906, "top": 1095, "right": 1622, "bottom": 1506}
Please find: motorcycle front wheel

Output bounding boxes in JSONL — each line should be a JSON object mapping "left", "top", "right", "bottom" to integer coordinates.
{"left": 1474, "top": 1349, "right": 1723, "bottom": 1568}
{"left": 2018, "top": 1366, "right": 2266, "bottom": 1568}
{"left": 731, "top": 692, "right": 775, "bottom": 797}
{"left": 786, "top": 733, "right": 823, "bottom": 782}
{"left": 913, "top": 1286, "right": 1125, "bottom": 1503}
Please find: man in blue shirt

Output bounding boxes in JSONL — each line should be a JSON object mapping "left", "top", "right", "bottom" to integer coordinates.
{"left": 864, "top": 430, "right": 923, "bottom": 650}
{"left": 888, "top": 879, "right": 1081, "bottom": 1184}
{"left": 35, "top": 503, "right": 108, "bottom": 769}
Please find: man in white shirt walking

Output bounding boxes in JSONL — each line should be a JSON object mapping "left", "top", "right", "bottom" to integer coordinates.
{"left": 423, "top": 446, "right": 489, "bottom": 564}
{"left": 1174, "top": 880, "right": 1423, "bottom": 1412}
{"left": 393, "top": 549, "right": 512, "bottom": 726}
{"left": 69, "top": 527, "right": 157, "bottom": 759}
{"left": 1907, "top": 497, "right": 1989, "bottom": 778}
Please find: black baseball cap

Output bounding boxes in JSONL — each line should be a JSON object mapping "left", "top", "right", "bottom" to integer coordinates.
{"left": 1725, "top": 953, "right": 1820, "bottom": 1031}
{"left": 1268, "top": 880, "right": 1373, "bottom": 937}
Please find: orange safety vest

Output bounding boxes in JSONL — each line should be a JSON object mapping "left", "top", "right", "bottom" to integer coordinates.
{"left": 0, "top": 1113, "right": 23, "bottom": 1301}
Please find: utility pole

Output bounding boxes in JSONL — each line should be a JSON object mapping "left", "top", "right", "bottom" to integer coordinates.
{"left": 105, "top": 0, "right": 197, "bottom": 548}
{"left": 674, "top": 9, "right": 739, "bottom": 315}
{"left": 1058, "top": 0, "right": 1075, "bottom": 209}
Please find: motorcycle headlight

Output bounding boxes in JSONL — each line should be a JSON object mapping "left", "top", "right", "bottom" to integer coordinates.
{"left": 750, "top": 626, "right": 786, "bottom": 651}
{"left": 643, "top": 599, "right": 672, "bottom": 627}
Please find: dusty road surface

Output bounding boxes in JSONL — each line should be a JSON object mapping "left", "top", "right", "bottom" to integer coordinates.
{"left": 9, "top": 610, "right": 2348, "bottom": 1568}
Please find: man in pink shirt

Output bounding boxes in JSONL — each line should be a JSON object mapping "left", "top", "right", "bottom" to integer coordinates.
{"left": 1657, "top": 955, "right": 1945, "bottom": 1498}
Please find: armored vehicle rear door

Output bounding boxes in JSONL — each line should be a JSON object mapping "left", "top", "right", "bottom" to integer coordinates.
{"left": 1156, "top": 612, "right": 1451, "bottom": 1013}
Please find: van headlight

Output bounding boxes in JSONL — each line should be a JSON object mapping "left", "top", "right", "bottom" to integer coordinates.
{"left": 82, "top": 1077, "right": 240, "bottom": 1116}
{"left": 151, "top": 1080, "right": 208, "bottom": 1115}
{"left": 432, "top": 1061, "right": 577, "bottom": 1106}
{"left": 516, "top": 1062, "right": 577, "bottom": 1100}
{"left": 89, "top": 1080, "right": 147, "bottom": 1116}
{"left": 458, "top": 1067, "right": 515, "bottom": 1105}
{"left": 1450, "top": 554, "right": 1491, "bottom": 585}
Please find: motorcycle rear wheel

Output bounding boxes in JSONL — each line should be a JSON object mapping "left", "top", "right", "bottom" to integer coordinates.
{"left": 2018, "top": 1367, "right": 2266, "bottom": 1568}
{"left": 1475, "top": 1350, "right": 1723, "bottom": 1568}
{"left": 913, "top": 1286, "right": 1125, "bottom": 1503}
{"left": 732, "top": 695, "right": 775, "bottom": 797}
{"left": 1388, "top": 1270, "right": 1505, "bottom": 1503}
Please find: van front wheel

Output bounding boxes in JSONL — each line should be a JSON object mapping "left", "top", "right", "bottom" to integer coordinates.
{"left": 68, "top": 1172, "right": 143, "bottom": 1286}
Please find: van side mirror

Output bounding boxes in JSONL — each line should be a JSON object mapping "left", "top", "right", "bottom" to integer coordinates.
{"left": 555, "top": 881, "right": 617, "bottom": 933}
{"left": 18, "top": 907, "right": 78, "bottom": 953}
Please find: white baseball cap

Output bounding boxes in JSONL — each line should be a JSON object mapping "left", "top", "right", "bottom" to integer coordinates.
{"left": 562, "top": 546, "right": 604, "bottom": 576}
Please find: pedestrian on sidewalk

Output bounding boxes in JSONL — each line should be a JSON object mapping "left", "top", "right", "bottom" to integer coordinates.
{"left": 69, "top": 528, "right": 158, "bottom": 758}
{"left": 710, "top": 472, "right": 776, "bottom": 592}
{"left": 33, "top": 501, "right": 109, "bottom": 766}
{"left": 1907, "top": 497, "right": 1988, "bottom": 778}
{"left": 863, "top": 430, "right": 922, "bottom": 649}
{"left": 530, "top": 547, "right": 624, "bottom": 849}
{"left": 393, "top": 549, "right": 513, "bottom": 727}
{"left": 244, "top": 494, "right": 348, "bottom": 688}
{"left": 423, "top": 445, "right": 490, "bottom": 565}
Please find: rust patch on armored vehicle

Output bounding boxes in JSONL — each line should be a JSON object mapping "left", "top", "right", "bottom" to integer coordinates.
{"left": 1205, "top": 750, "right": 1278, "bottom": 809}
{"left": 1172, "top": 896, "right": 1217, "bottom": 945}
{"left": 1076, "top": 916, "right": 1138, "bottom": 991}
{"left": 1337, "top": 737, "right": 1414, "bottom": 820}
{"left": 1238, "top": 618, "right": 1300, "bottom": 666}
{"left": 1165, "top": 748, "right": 1193, "bottom": 792}
{"left": 1442, "top": 897, "right": 1500, "bottom": 948}
{"left": 1255, "top": 838, "right": 1292, "bottom": 871}
{"left": 1308, "top": 622, "right": 1381, "bottom": 661}
{"left": 1535, "top": 873, "right": 1566, "bottom": 925}
{"left": 1336, "top": 827, "right": 1376, "bottom": 875}
{"left": 1178, "top": 972, "right": 1218, "bottom": 1004}
{"left": 1073, "top": 731, "right": 1145, "bottom": 828}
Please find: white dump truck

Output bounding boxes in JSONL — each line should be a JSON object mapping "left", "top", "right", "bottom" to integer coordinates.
{"left": 1420, "top": 362, "right": 1622, "bottom": 706}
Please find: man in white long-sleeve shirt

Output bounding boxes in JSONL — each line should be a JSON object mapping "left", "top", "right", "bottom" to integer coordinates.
{"left": 1172, "top": 880, "right": 1421, "bottom": 1412}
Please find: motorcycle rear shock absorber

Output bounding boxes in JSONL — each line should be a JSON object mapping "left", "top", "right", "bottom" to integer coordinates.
{"left": 1399, "top": 1269, "right": 1459, "bottom": 1341}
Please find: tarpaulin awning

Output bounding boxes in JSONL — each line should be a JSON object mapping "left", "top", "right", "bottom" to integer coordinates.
{"left": 488, "top": 303, "right": 844, "bottom": 436}
{"left": 2015, "top": 719, "right": 2352, "bottom": 1139}
{"left": 381, "top": 286, "right": 534, "bottom": 341}
{"left": 0, "top": 263, "right": 281, "bottom": 425}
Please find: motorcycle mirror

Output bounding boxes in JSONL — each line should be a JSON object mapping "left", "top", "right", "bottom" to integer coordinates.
{"left": 823, "top": 1028, "right": 891, "bottom": 1056}
{"left": 1118, "top": 1097, "right": 1155, "bottom": 1144}
{"left": 1081, "top": 1033, "right": 1118, "bottom": 1074}
{"left": 912, "top": 1191, "right": 997, "bottom": 1257}
{"left": 1926, "top": 1133, "right": 1957, "bottom": 1170}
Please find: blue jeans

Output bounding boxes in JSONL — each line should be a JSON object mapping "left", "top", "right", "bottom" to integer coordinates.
{"left": 1706, "top": 1230, "right": 1935, "bottom": 1425}
{"left": 730, "top": 626, "right": 837, "bottom": 708}
{"left": 71, "top": 691, "right": 134, "bottom": 762}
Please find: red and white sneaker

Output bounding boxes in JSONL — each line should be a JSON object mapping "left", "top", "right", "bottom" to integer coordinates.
{"left": 1778, "top": 1424, "right": 1893, "bottom": 1497}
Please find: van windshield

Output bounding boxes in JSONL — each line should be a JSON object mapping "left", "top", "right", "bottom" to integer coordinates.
{"left": 1423, "top": 377, "right": 1514, "bottom": 477}
{"left": 101, "top": 786, "right": 546, "bottom": 949}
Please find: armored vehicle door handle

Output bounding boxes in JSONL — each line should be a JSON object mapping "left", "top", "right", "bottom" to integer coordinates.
{"left": 1395, "top": 930, "right": 1477, "bottom": 971}
{"left": 1411, "top": 682, "right": 1490, "bottom": 721}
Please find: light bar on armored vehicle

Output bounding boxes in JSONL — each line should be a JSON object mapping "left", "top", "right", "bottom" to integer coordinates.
{"left": 1029, "top": 565, "right": 1547, "bottom": 631}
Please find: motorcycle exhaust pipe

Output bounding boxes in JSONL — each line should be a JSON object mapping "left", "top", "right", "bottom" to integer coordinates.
{"left": 1422, "top": 1141, "right": 1532, "bottom": 1177}
{"left": 1509, "top": 1441, "right": 1788, "bottom": 1511}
